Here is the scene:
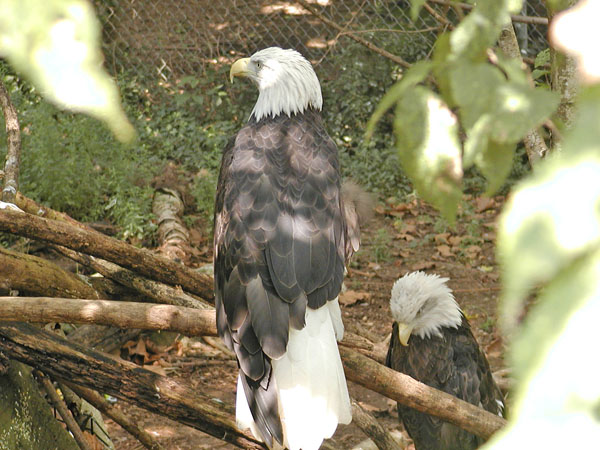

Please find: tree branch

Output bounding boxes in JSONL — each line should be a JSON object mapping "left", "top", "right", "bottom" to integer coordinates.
{"left": 295, "top": 0, "right": 411, "bottom": 68}
{"left": 497, "top": 23, "right": 549, "bottom": 165}
{"left": 0, "top": 321, "right": 266, "bottom": 450}
{"left": 0, "top": 79, "right": 21, "bottom": 204}
{"left": 0, "top": 209, "right": 214, "bottom": 301}
{"left": 351, "top": 400, "right": 404, "bottom": 450}
{"left": 339, "top": 347, "right": 506, "bottom": 440}
{"left": 67, "top": 384, "right": 165, "bottom": 450}
{"left": 36, "top": 371, "right": 93, "bottom": 450}
{"left": 0, "top": 297, "right": 217, "bottom": 337}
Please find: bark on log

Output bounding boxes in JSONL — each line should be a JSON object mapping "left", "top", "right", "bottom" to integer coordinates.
{"left": 0, "top": 297, "right": 217, "bottom": 337}
{"left": 339, "top": 347, "right": 506, "bottom": 440}
{"left": 0, "top": 247, "right": 100, "bottom": 299}
{"left": 153, "top": 187, "right": 191, "bottom": 263}
{"left": 0, "top": 209, "right": 214, "bottom": 301}
{"left": 0, "top": 79, "right": 21, "bottom": 204}
{"left": 0, "top": 321, "right": 266, "bottom": 450}
{"left": 351, "top": 400, "right": 404, "bottom": 450}
{"left": 55, "top": 246, "right": 210, "bottom": 310}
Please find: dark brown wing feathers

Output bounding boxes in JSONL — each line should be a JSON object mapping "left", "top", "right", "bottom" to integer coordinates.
{"left": 214, "top": 109, "right": 346, "bottom": 445}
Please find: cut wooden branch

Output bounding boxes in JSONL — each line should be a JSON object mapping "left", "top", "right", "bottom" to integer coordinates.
{"left": 0, "top": 247, "right": 100, "bottom": 299}
{"left": 339, "top": 347, "right": 506, "bottom": 440}
{"left": 351, "top": 400, "right": 404, "bottom": 450}
{"left": 0, "top": 209, "right": 214, "bottom": 301}
{"left": 0, "top": 297, "right": 217, "bottom": 337}
{"left": 36, "top": 371, "right": 94, "bottom": 450}
{"left": 68, "top": 384, "right": 164, "bottom": 450}
{"left": 497, "top": 23, "right": 549, "bottom": 165}
{"left": 295, "top": 0, "right": 411, "bottom": 68}
{"left": 0, "top": 321, "right": 266, "bottom": 450}
{"left": 0, "top": 79, "right": 21, "bottom": 204}
{"left": 55, "top": 246, "right": 210, "bottom": 310}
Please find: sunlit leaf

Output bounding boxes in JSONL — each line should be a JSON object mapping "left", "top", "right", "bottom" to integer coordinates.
{"left": 485, "top": 252, "right": 600, "bottom": 448}
{"left": 0, "top": 0, "right": 135, "bottom": 142}
{"left": 393, "top": 87, "right": 462, "bottom": 224}
{"left": 365, "top": 60, "right": 432, "bottom": 139}
{"left": 497, "top": 150, "right": 600, "bottom": 330}
{"left": 450, "top": 0, "right": 521, "bottom": 61}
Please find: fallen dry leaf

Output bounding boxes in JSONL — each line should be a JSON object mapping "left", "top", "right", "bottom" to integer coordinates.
{"left": 339, "top": 290, "right": 371, "bottom": 306}
{"left": 474, "top": 196, "right": 495, "bottom": 213}
{"left": 437, "top": 244, "right": 454, "bottom": 258}
{"left": 434, "top": 232, "right": 450, "bottom": 244}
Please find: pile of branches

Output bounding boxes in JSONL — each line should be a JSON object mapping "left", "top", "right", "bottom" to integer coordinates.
{"left": 0, "top": 80, "right": 505, "bottom": 450}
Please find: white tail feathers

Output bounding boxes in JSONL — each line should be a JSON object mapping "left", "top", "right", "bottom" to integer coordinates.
{"left": 236, "top": 298, "right": 352, "bottom": 450}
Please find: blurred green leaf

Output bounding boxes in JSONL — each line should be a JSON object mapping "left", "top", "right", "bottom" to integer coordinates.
{"left": 393, "top": 87, "right": 462, "bottom": 224}
{"left": 0, "top": 0, "right": 135, "bottom": 142}
{"left": 365, "top": 60, "right": 432, "bottom": 139}
{"left": 485, "top": 252, "right": 600, "bottom": 448}
{"left": 409, "top": 0, "right": 427, "bottom": 20}
{"left": 497, "top": 148, "right": 600, "bottom": 331}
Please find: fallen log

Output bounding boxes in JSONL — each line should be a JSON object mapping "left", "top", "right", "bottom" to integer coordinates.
{"left": 0, "top": 247, "right": 100, "bottom": 299}
{"left": 0, "top": 298, "right": 507, "bottom": 440}
{"left": 0, "top": 297, "right": 216, "bottom": 336}
{"left": 0, "top": 209, "right": 213, "bottom": 300}
{"left": 0, "top": 321, "right": 265, "bottom": 450}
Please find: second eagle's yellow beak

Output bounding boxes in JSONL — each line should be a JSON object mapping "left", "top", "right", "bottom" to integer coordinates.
{"left": 230, "top": 57, "right": 251, "bottom": 83}
{"left": 397, "top": 322, "right": 414, "bottom": 346}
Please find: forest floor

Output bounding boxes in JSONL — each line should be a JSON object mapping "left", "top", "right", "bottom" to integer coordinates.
{"left": 104, "top": 194, "right": 509, "bottom": 450}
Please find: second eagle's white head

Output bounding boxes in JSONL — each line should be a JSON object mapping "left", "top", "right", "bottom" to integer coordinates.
{"left": 390, "top": 271, "right": 463, "bottom": 345}
{"left": 230, "top": 47, "right": 323, "bottom": 121}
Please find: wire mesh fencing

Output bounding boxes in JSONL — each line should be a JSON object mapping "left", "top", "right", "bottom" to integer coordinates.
{"left": 94, "top": 0, "right": 549, "bottom": 83}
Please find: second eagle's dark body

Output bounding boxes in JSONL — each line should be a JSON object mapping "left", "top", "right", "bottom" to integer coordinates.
{"left": 386, "top": 313, "right": 504, "bottom": 450}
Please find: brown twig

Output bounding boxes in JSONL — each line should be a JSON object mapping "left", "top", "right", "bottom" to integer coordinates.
{"left": 68, "top": 384, "right": 165, "bottom": 450}
{"left": 427, "top": 0, "right": 548, "bottom": 25}
{"left": 423, "top": 3, "right": 453, "bottom": 28}
{"left": 0, "top": 79, "right": 21, "bottom": 203}
{"left": 36, "top": 371, "right": 93, "bottom": 450}
{"left": 296, "top": 0, "right": 411, "bottom": 68}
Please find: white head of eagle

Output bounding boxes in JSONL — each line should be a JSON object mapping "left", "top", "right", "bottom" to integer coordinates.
{"left": 390, "top": 271, "right": 462, "bottom": 345}
{"left": 230, "top": 47, "right": 323, "bottom": 121}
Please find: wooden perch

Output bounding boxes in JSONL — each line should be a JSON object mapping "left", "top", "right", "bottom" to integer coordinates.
{"left": 0, "top": 79, "right": 21, "bottom": 204}
{"left": 0, "top": 321, "right": 266, "bottom": 450}
{"left": 0, "top": 297, "right": 217, "bottom": 336}
{"left": 0, "top": 209, "right": 213, "bottom": 301}
{"left": 351, "top": 400, "right": 404, "bottom": 450}
{"left": 339, "top": 347, "right": 506, "bottom": 440}
{"left": 0, "top": 299, "right": 506, "bottom": 441}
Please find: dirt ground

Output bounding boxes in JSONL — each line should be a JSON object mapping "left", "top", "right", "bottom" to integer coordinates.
{"left": 104, "top": 194, "right": 508, "bottom": 450}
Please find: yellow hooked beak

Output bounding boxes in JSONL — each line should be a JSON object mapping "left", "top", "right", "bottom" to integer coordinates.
{"left": 397, "top": 322, "right": 414, "bottom": 346}
{"left": 230, "top": 57, "right": 251, "bottom": 83}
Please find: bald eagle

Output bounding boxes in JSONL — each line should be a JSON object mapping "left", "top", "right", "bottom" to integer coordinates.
{"left": 213, "top": 47, "right": 353, "bottom": 450}
{"left": 385, "top": 271, "right": 505, "bottom": 450}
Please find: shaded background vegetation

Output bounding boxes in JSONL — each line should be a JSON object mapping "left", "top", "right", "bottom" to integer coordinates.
{"left": 0, "top": 1, "right": 548, "bottom": 241}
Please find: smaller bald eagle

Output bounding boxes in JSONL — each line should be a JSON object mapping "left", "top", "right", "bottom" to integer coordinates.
{"left": 385, "top": 271, "right": 505, "bottom": 450}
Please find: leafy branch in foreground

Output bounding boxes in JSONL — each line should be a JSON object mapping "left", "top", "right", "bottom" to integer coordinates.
{"left": 367, "top": 0, "right": 558, "bottom": 225}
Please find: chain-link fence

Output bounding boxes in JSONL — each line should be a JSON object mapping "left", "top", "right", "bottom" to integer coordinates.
{"left": 94, "top": 0, "right": 549, "bottom": 82}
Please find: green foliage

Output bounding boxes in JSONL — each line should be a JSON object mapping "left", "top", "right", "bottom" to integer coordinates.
{"left": 372, "top": 227, "right": 392, "bottom": 263}
{"left": 370, "top": 0, "right": 558, "bottom": 223}
{"left": 0, "top": 0, "right": 134, "bottom": 142}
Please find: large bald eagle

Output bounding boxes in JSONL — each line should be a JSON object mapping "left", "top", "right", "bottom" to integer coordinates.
{"left": 385, "top": 271, "right": 505, "bottom": 450}
{"left": 213, "top": 47, "right": 353, "bottom": 450}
